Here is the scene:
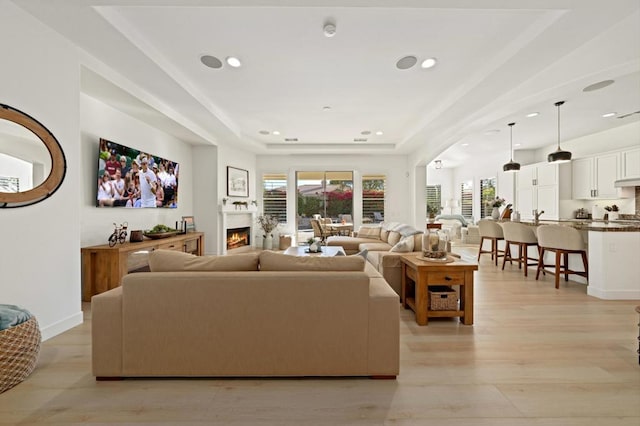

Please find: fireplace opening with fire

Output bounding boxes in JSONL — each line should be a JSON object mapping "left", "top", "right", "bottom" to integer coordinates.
{"left": 227, "top": 227, "right": 250, "bottom": 250}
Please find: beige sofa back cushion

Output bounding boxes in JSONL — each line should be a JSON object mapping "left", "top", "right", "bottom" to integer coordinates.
{"left": 259, "top": 251, "right": 365, "bottom": 271}
{"left": 149, "top": 249, "right": 260, "bottom": 272}
{"left": 356, "top": 226, "right": 381, "bottom": 239}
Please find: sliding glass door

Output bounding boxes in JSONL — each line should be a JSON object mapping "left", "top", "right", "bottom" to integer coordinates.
{"left": 296, "top": 171, "right": 353, "bottom": 235}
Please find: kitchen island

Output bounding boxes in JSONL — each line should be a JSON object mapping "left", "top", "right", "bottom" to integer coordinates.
{"left": 506, "top": 219, "right": 640, "bottom": 300}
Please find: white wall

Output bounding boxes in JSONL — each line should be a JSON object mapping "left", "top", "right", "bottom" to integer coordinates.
{"left": 0, "top": 1, "right": 82, "bottom": 340}
{"left": 215, "top": 144, "right": 257, "bottom": 254}
{"left": 450, "top": 149, "right": 513, "bottom": 222}
{"left": 80, "top": 94, "right": 195, "bottom": 247}
{"left": 256, "top": 154, "right": 414, "bottom": 232}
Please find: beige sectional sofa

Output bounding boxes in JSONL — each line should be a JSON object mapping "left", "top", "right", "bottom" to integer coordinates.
{"left": 326, "top": 223, "right": 424, "bottom": 296}
{"left": 91, "top": 250, "right": 399, "bottom": 379}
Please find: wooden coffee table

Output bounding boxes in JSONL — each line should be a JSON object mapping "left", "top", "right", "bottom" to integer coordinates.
{"left": 400, "top": 254, "right": 478, "bottom": 325}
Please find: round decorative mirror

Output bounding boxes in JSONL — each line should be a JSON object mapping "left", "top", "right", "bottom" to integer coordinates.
{"left": 0, "top": 104, "right": 66, "bottom": 208}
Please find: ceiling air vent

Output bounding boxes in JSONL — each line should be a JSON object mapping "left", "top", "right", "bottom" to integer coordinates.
{"left": 284, "top": 138, "right": 298, "bottom": 142}
{"left": 353, "top": 138, "right": 368, "bottom": 142}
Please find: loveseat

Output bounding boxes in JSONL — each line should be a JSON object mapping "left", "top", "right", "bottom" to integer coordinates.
{"left": 326, "top": 223, "right": 424, "bottom": 295}
{"left": 91, "top": 250, "right": 399, "bottom": 379}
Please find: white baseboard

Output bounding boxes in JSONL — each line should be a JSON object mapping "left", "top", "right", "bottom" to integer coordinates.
{"left": 587, "top": 287, "right": 640, "bottom": 300}
{"left": 40, "top": 311, "right": 83, "bottom": 341}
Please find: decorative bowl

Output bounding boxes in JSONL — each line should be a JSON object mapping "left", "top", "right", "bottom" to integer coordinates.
{"left": 143, "top": 231, "right": 179, "bottom": 239}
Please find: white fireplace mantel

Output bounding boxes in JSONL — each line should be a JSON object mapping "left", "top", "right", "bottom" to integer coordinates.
{"left": 219, "top": 204, "right": 258, "bottom": 254}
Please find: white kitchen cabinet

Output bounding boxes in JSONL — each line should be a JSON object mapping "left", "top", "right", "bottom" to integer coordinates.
{"left": 516, "top": 162, "right": 569, "bottom": 220}
{"left": 572, "top": 153, "right": 619, "bottom": 199}
{"left": 621, "top": 147, "right": 640, "bottom": 179}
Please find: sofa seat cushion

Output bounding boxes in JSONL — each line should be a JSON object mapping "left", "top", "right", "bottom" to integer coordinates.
{"left": 326, "top": 236, "right": 377, "bottom": 252}
{"left": 149, "top": 250, "right": 260, "bottom": 272}
{"left": 259, "top": 251, "right": 365, "bottom": 271}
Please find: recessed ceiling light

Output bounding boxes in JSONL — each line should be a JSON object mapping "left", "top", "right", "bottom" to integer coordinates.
{"left": 483, "top": 129, "right": 500, "bottom": 135}
{"left": 354, "top": 138, "right": 368, "bottom": 142}
{"left": 361, "top": 130, "right": 371, "bottom": 135}
{"left": 200, "top": 55, "right": 222, "bottom": 69}
{"left": 514, "top": 143, "right": 522, "bottom": 147}
{"left": 322, "top": 106, "right": 331, "bottom": 111}
{"left": 284, "top": 138, "right": 298, "bottom": 142}
{"left": 323, "top": 23, "right": 336, "bottom": 38}
{"left": 396, "top": 55, "right": 417, "bottom": 70}
{"left": 226, "top": 56, "right": 242, "bottom": 68}
{"left": 526, "top": 112, "right": 539, "bottom": 118}
{"left": 461, "top": 143, "right": 469, "bottom": 147}
{"left": 583, "top": 79, "right": 614, "bottom": 92}
{"left": 258, "top": 130, "right": 270, "bottom": 135}
{"left": 602, "top": 112, "right": 617, "bottom": 118}
{"left": 375, "top": 131, "right": 383, "bottom": 136}
{"left": 272, "top": 130, "right": 280, "bottom": 135}
{"left": 420, "top": 57, "right": 437, "bottom": 69}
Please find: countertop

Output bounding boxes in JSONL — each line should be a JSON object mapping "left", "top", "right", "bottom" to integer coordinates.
{"left": 510, "top": 218, "right": 640, "bottom": 232}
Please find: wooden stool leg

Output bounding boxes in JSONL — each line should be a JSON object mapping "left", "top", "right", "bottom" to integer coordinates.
{"left": 502, "top": 242, "right": 510, "bottom": 270}
{"left": 517, "top": 243, "right": 523, "bottom": 270}
{"left": 477, "top": 237, "right": 485, "bottom": 262}
{"left": 555, "top": 250, "right": 562, "bottom": 289}
{"left": 536, "top": 248, "right": 543, "bottom": 280}
{"left": 563, "top": 251, "right": 569, "bottom": 281}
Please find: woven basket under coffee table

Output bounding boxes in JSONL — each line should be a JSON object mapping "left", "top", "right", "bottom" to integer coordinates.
{"left": 0, "top": 315, "right": 41, "bottom": 393}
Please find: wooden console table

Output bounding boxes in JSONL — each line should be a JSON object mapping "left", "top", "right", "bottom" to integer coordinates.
{"left": 81, "top": 232, "right": 204, "bottom": 301}
{"left": 400, "top": 254, "right": 478, "bottom": 325}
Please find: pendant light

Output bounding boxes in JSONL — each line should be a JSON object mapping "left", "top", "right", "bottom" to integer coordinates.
{"left": 547, "top": 100, "right": 572, "bottom": 163}
{"left": 503, "top": 122, "right": 520, "bottom": 172}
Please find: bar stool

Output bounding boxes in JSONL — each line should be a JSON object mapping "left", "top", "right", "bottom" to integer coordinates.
{"left": 477, "top": 220, "right": 505, "bottom": 266}
{"left": 500, "top": 222, "right": 539, "bottom": 277}
{"left": 535, "top": 224, "right": 588, "bottom": 289}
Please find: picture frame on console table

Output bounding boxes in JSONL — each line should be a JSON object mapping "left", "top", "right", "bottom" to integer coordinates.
{"left": 227, "top": 166, "right": 249, "bottom": 197}
{"left": 182, "top": 216, "right": 196, "bottom": 232}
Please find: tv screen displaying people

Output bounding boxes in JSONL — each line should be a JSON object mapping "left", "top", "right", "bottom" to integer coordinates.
{"left": 96, "top": 138, "right": 179, "bottom": 208}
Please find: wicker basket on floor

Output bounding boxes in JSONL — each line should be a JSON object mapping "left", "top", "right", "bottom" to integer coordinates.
{"left": 0, "top": 316, "right": 41, "bottom": 393}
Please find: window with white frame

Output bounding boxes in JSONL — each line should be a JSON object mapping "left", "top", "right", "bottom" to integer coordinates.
{"left": 362, "top": 174, "right": 385, "bottom": 223}
{"left": 479, "top": 177, "right": 497, "bottom": 218}
{"left": 426, "top": 185, "right": 441, "bottom": 217}
{"left": 460, "top": 181, "right": 473, "bottom": 220}
{"left": 262, "top": 173, "right": 287, "bottom": 222}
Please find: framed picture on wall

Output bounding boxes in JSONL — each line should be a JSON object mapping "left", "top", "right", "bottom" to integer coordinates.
{"left": 182, "top": 216, "right": 196, "bottom": 232}
{"left": 227, "top": 166, "right": 249, "bottom": 197}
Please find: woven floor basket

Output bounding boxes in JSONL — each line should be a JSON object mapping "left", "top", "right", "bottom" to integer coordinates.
{"left": 0, "top": 316, "right": 41, "bottom": 393}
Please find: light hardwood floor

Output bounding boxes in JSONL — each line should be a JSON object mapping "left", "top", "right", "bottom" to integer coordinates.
{"left": 1, "top": 246, "right": 639, "bottom": 425}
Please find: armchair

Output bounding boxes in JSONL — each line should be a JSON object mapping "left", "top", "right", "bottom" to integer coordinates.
{"left": 311, "top": 219, "right": 340, "bottom": 242}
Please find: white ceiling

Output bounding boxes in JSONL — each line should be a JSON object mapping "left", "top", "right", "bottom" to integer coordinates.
{"left": 13, "top": 0, "right": 640, "bottom": 166}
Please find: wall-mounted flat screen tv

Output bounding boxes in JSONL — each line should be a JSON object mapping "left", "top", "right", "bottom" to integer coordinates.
{"left": 96, "top": 138, "right": 179, "bottom": 208}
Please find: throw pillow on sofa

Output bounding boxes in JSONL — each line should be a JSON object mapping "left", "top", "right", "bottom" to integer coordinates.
{"left": 389, "top": 236, "right": 414, "bottom": 253}
{"left": 148, "top": 249, "right": 260, "bottom": 272}
{"left": 259, "top": 251, "right": 365, "bottom": 271}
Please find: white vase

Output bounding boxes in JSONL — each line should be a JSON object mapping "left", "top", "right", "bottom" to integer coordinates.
{"left": 263, "top": 235, "right": 273, "bottom": 250}
{"left": 491, "top": 207, "right": 500, "bottom": 220}
{"left": 608, "top": 211, "right": 619, "bottom": 221}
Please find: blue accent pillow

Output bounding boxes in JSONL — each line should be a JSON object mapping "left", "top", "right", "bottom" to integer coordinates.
{"left": 0, "top": 304, "right": 33, "bottom": 331}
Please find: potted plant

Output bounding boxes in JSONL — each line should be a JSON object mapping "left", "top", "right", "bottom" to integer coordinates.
{"left": 257, "top": 214, "right": 279, "bottom": 250}
{"left": 306, "top": 237, "right": 321, "bottom": 253}
{"left": 427, "top": 205, "right": 441, "bottom": 221}
{"left": 487, "top": 197, "right": 506, "bottom": 219}
{"left": 604, "top": 204, "right": 619, "bottom": 220}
